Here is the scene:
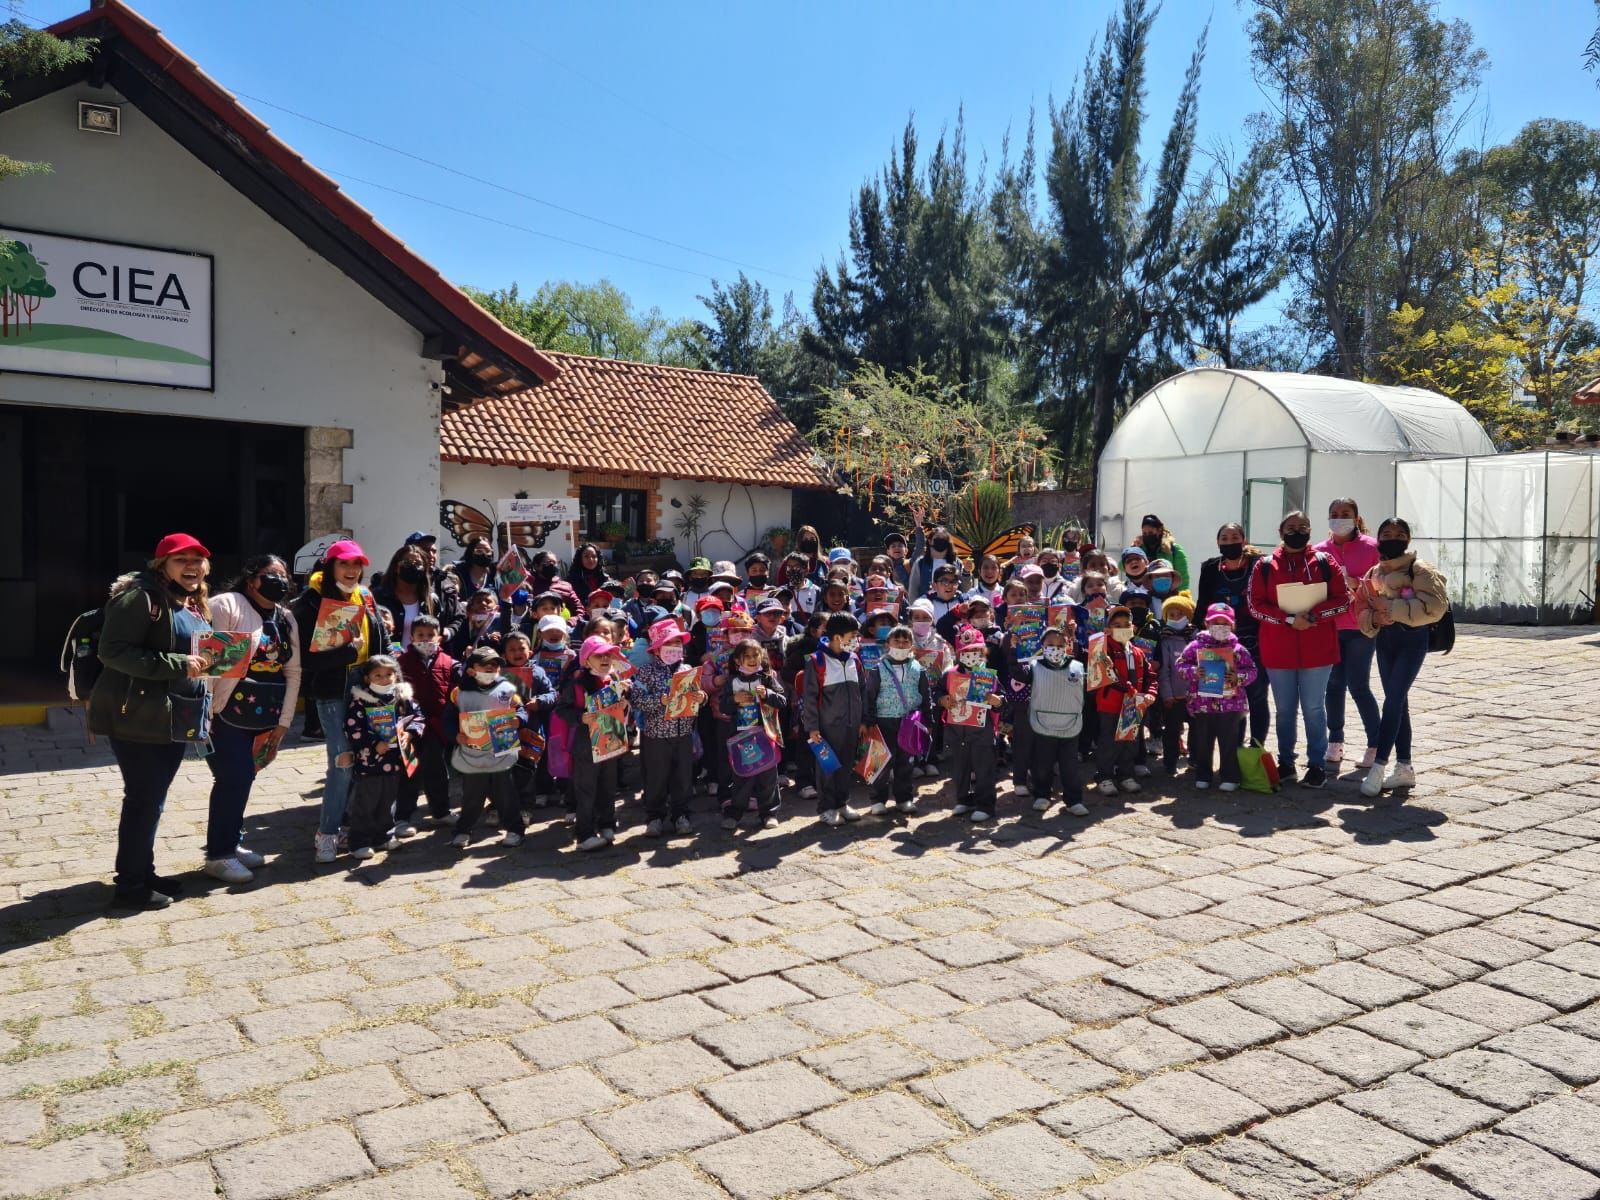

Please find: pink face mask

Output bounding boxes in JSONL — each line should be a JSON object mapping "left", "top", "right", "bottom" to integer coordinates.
{"left": 658, "top": 644, "right": 684, "bottom": 665}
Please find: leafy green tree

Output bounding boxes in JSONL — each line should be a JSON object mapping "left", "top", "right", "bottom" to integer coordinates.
{"left": 466, "top": 278, "right": 693, "bottom": 365}
{"left": 463, "top": 282, "right": 570, "bottom": 349}
{"left": 1186, "top": 141, "right": 1288, "bottom": 366}
{"left": 0, "top": 19, "right": 97, "bottom": 183}
{"left": 689, "top": 272, "right": 775, "bottom": 377}
{"left": 0, "top": 238, "right": 48, "bottom": 336}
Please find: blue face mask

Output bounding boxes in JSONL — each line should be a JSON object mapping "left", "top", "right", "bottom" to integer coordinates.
{"left": 702, "top": 610, "right": 722, "bottom": 628}
{"left": 1152, "top": 579, "right": 1173, "bottom": 595}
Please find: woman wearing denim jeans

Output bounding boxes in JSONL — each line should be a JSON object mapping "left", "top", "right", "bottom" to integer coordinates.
{"left": 1356, "top": 518, "right": 1450, "bottom": 798}
{"left": 1247, "top": 512, "right": 1351, "bottom": 788}
{"left": 1315, "top": 499, "right": 1382, "bottom": 774}
{"left": 292, "top": 541, "right": 384, "bottom": 863}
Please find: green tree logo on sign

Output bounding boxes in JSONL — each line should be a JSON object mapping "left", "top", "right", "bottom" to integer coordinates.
{"left": 0, "top": 239, "right": 54, "bottom": 335}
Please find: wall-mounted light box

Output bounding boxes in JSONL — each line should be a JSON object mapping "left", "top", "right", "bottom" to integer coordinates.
{"left": 78, "top": 101, "right": 121, "bottom": 135}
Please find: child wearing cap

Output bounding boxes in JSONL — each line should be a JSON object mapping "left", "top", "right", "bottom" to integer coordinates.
{"left": 556, "top": 636, "right": 633, "bottom": 850}
{"left": 1118, "top": 585, "right": 1162, "bottom": 777}
{"left": 502, "top": 632, "right": 559, "bottom": 813}
{"left": 1155, "top": 595, "right": 1196, "bottom": 774}
{"left": 1005, "top": 624, "right": 1087, "bottom": 816}
{"left": 862, "top": 624, "right": 931, "bottom": 815}
{"left": 447, "top": 646, "right": 529, "bottom": 848}
{"left": 633, "top": 618, "right": 704, "bottom": 836}
{"left": 938, "top": 626, "right": 1006, "bottom": 822}
{"left": 802, "top": 613, "right": 867, "bottom": 826}
{"left": 720, "top": 638, "right": 789, "bottom": 830}
{"left": 907, "top": 598, "right": 951, "bottom": 778}
{"left": 1088, "top": 606, "right": 1157, "bottom": 796}
{"left": 1176, "top": 604, "right": 1258, "bottom": 790}
{"left": 396, "top": 613, "right": 456, "bottom": 831}
{"left": 342, "top": 655, "right": 425, "bottom": 858}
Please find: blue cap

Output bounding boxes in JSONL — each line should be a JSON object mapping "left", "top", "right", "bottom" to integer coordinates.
{"left": 828, "top": 547, "right": 853, "bottom": 564}
{"left": 511, "top": 589, "right": 530, "bottom": 606}
{"left": 404, "top": 530, "right": 437, "bottom": 545}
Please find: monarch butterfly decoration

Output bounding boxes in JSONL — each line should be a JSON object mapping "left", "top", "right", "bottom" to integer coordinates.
{"left": 948, "top": 525, "right": 1035, "bottom": 568}
{"left": 438, "top": 500, "right": 561, "bottom": 558}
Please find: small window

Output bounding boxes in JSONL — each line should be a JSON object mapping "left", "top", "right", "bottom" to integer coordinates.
{"left": 579, "top": 486, "right": 647, "bottom": 541}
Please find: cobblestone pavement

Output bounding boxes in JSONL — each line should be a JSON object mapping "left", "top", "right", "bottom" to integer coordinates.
{"left": 3, "top": 624, "right": 1600, "bottom": 1199}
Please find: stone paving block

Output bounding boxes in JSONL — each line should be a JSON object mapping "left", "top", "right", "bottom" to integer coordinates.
{"left": 1428, "top": 1131, "right": 1599, "bottom": 1200}
{"left": 1302, "top": 961, "right": 1428, "bottom": 1009}
{"left": 0, "top": 1098, "right": 44, "bottom": 1143}
{"left": 896, "top": 1019, "right": 997, "bottom": 1063}
{"left": 611, "top": 994, "right": 726, "bottom": 1041}
{"left": 1416, "top": 979, "right": 1560, "bottom": 1031}
{"left": 1069, "top": 1016, "right": 1208, "bottom": 1074}
{"left": 701, "top": 1060, "right": 844, "bottom": 1129}
{"left": 1348, "top": 1168, "right": 1479, "bottom": 1199}
{"left": 195, "top": 1042, "right": 317, "bottom": 1101}
{"left": 276, "top": 1065, "right": 407, "bottom": 1127}
{"left": 563, "top": 1160, "right": 730, "bottom": 1200}
{"left": 876, "top": 980, "right": 964, "bottom": 1017}
{"left": 239, "top": 1000, "right": 353, "bottom": 1045}
{"left": 146, "top": 1098, "right": 277, "bottom": 1162}
{"left": 71, "top": 1163, "right": 219, "bottom": 1200}
{"left": 1481, "top": 960, "right": 1600, "bottom": 1010}
{"left": 1498, "top": 1094, "right": 1600, "bottom": 1172}
{"left": 320, "top": 1022, "right": 443, "bottom": 1067}
{"left": 1104, "top": 957, "right": 1231, "bottom": 1003}
{"left": 512, "top": 1016, "right": 631, "bottom": 1067}
{"left": 1253, "top": 1101, "right": 1426, "bottom": 1183}
{"left": 1337, "top": 1073, "right": 1500, "bottom": 1143}
{"left": 933, "top": 962, "right": 1039, "bottom": 1004}
{"left": 1031, "top": 979, "right": 1149, "bottom": 1023}
{"left": 1084, "top": 1161, "right": 1237, "bottom": 1199}
{"left": 396, "top": 1038, "right": 527, "bottom": 1095}
{"left": 1487, "top": 1023, "right": 1600, "bottom": 1083}
{"left": 787, "top": 992, "right": 900, "bottom": 1037}
{"left": 1416, "top": 1046, "right": 1568, "bottom": 1109}
{"left": 695, "top": 1013, "right": 821, "bottom": 1067}
{"left": 833, "top": 1153, "right": 992, "bottom": 1200}
{"left": 467, "top": 1120, "right": 620, "bottom": 1200}
{"left": 1002, "top": 1043, "right": 1122, "bottom": 1097}
{"left": 801, "top": 1033, "right": 932, "bottom": 1090}
{"left": 480, "top": 1065, "right": 620, "bottom": 1131}
{"left": 910, "top": 1061, "right": 1058, "bottom": 1127}
{"left": 945, "top": 1120, "right": 1097, "bottom": 1197}
{"left": 1184, "top": 937, "right": 1299, "bottom": 982}
{"left": 319, "top": 1162, "right": 477, "bottom": 1200}
{"left": 426, "top": 998, "right": 543, "bottom": 1042}
{"left": 917, "top": 931, "right": 1019, "bottom": 967}
{"left": 954, "top": 998, "right": 1069, "bottom": 1048}
{"left": 703, "top": 975, "right": 813, "bottom": 1016}
{"left": 1420, "top": 928, "right": 1544, "bottom": 969}
{"left": 113, "top": 1019, "right": 242, "bottom": 1068}
{"left": 586, "top": 1091, "right": 738, "bottom": 1166}
{"left": 596, "top": 1038, "right": 732, "bottom": 1098}
{"left": 211, "top": 1125, "right": 374, "bottom": 1200}
{"left": 0, "top": 1132, "right": 126, "bottom": 1198}
{"left": 534, "top": 977, "right": 636, "bottom": 1022}
{"left": 693, "top": 1124, "right": 853, "bottom": 1200}
{"left": 1349, "top": 1001, "right": 1497, "bottom": 1056}
{"left": 1230, "top": 976, "right": 1362, "bottom": 1035}
{"left": 1186, "top": 1136, "right": 1341, "bottom": 1200}
{"left": 1148, "top": 995, "right": 1285, "bottom": 1054}
{"left": 803, "top": 1090, "right": 955, "bottom": 1164}
{"left": 55, "top": 1075, "right": 185, "bottom": 1126}
{"left": 1114, "top": 1069, "right": 1270, "bottom": 1141}
{"left": 839, "top": 945, "right": 941, "bottom": 985}
{"left": 355, "top": 1090, "right": 500, "bottom": 1167}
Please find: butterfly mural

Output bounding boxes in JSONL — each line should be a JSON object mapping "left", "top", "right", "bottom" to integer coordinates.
{"left": 948, "top": 524, "right": 1035, "bottom": 567}
{"left": 438, "top": 499, "right": 561, "bottom": 556}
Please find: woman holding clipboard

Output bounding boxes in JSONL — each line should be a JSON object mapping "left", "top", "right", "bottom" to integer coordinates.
{"left": 1246, "top": 512, "right": 1350, "bottom": 788}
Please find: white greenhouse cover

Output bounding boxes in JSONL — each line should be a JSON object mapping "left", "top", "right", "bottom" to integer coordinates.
{"left": 1101, "top": 369, "right": 1497, "bottom": 461}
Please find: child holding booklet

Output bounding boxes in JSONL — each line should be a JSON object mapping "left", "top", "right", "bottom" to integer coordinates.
{"left": 343, "top": 655, "right": 425, "bottom": 859}
{"left": 447, "top": 646, "right": 528, "bottom": 848}
{"left": 720, "top": 639, "right": 788, "bottom": 830}
{"left": 938, "top": 627, "right": 1005, "bottom": 822}
{"left": 1087, "top": 606, "right": 1157, "bottom": 796}
{"left": 1005, "top": 625, "right": 1087, "bottom": 816}
{"left": 862, "top": 624, "right": 931, "bottom": 815}
{"left": 557, "top": 636, "right": 632, "bottom": 851}
{"left": 500, "top": 632, "right": 559, "bottom": 814}
{"left": 801, "top": 613, "right": 866, "bottom": 827}
{"left": 1176, "top": 604, "right": 1259, "bottom": 791}
{"left": 632, "top": 617, "right": 703, "bottom": 837}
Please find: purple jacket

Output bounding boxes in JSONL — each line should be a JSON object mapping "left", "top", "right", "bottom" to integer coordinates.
{"left": 1175, "top": 632, "right": 1259, "bottom": 716}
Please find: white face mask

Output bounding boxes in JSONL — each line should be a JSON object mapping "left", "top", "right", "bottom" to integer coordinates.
{"left": 1328, "top": 518, "right": 1356, "bottom": 538}
{"left": 471, "top": 671, "right": 499, "bottom": 685}
{"left": 1207, "top": 623, "right": 1232, "bottom": 640}
{"left": 1041, "top": 646, "right": 1068, "bottom": 665}
{"left": 541, "top": 637, "right": 566, "bottom": 651}
{"left": 970, "top": 617, "right": 991, "bottom": 630}
{"left": 657, "top": 644, "right": 684, "bottom": 665}
{"left": 960, "top": 651, "right": 986, "bottom": 669}
{"left": 1111, "top": 627, "right": 1135, "bottom": 644}
{"left": 1166, "top": 617, "right": 1189, "bottom": 631}
{"left": 412, "top": 640, "right": 438, "bottom": 658}
{"left": 369, "top": 681, "right": 396, "bottom": 696}
{"left": 886, "top": 646, "right": 914, "bottom": 662}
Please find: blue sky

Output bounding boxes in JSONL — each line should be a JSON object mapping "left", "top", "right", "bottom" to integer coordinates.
{"left": 23, "top": 0, "right": 1600, "bottom": 332}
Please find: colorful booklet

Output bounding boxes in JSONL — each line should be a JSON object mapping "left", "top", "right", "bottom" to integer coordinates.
{"left": 1047, "top": 603, "right": 1074, "bottom": 632}
{"left": 733, "top": 691, "right": 761, "bottom": 731}
{"left": 1085, "top": 634, "right": 1116, "bottom": 691}
{"left": 369, "top": 703, "right": 397, "bottom": 741}
{"left": 665, "top": 668, "right": 704, "bottom": 720}
{"left": 459, "top": 707, "right": 520, "bottom": 754}
{"left": 1196, "top": 646, "right": 1236, "bottom": 698}
{"left": 399, "top": 732, "right": 419, "bottom": 776}
{"left": 498, "top": 550, "right": 528, "bottom": 597}
{"left": 517, "top": 725, "right": 546, "bottom": 767}
{"left": 194, "top": 629, "right": 256, "bottom": 678}
{"left": 854, "top": 725, "right": 891, "bottom": 783}
{"left": 1008, "top": 602, "right": 1047, "bottom": 658}
{"left": 943, "top": 669, "right": 989, "bottom": 728}
{"left": 858, "top": 641, "right": 882, "bottom": 671}
{"left": 1115, "top": 692, "right": 1142, "bottom": 741}
{"left": 250, "top": 730, "right": 278, "bottom": 772}
{"left": 309, "top": 597, "right": 363, "bottom": 652}
{"left": 503, "top": 665, "right": 534, "bottom": 697}
{"left": 966, "top": 666, "right": 997, "bottom": 705}
{"left": 586, "top": 694, "right": 629, "bottom": 762}
{"left": 809, "top": 737, "right": 843, "bottom": 774}
{"left": 1062, "top": 560, "right": 1082, "bottom": 584}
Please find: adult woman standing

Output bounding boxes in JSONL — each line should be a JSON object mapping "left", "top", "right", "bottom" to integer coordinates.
{"left": 292, "top": 541, "right": 385, "bottom": 863}
{"left": 1247, "top": 511, "right": 1350, "bottom": 788}
{"left": 569, "top": 542, "right": 608, "bottom": 603}
{"left": 204, "top": 556, "right": 301, "bottom": 883}
{"left": 1316, "top": 498, "right": 1381, "bottom": 772}
{"left": 374, "top": 543, "right": 455, "bottom": 650}
{"left": 1136, "top": 514, "right": 1191, "bottom": 593}
{"left": 1196, "top": 524, "right": 1271, "bottom": 746}
{"left": 88, "top": 533, "right": 213, "bottom": 908}
{"left": 1357, "top": 519, "right": 1449, "bottom": 798}
{"left": 908, "top": 507, "right": 962, "bottom": 599}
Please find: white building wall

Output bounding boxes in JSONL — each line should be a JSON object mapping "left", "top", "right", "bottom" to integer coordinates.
{"left": 656, "top": 479, "right": 793, "bottom": 567}
{"left": 0, "top": 84, "right": 442, "bottom": 560}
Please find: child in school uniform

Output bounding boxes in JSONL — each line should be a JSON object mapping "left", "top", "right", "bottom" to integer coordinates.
{"left": 557, "top": 635, "right": 632, "bottom": 851}
{"left": 802, "top": 612, "right": 866, "bottom": 827}
{"left": 720, "top": 639, "right": 789, "bottom": 830}
{"left": 1176, "top": 604, "right": 1259, "bottom": 790}
{"left": 1155, "top": 594, "right": 1195, "bottom": 774}
{"left": 1087, "top": 605, "right": 1157, "bottom": 796}
{"left": 531, "top": 613, "right": 576, "bottom": 810}
{"left": 396, "top": 614, "right": 454, "bottom": 832}
{"left": 863, "top": 623, "right": 931, "bottom": 815}
{"left": 938, "top": 626, "right": 1006, "bottom": 822}
{"left": 631, "top": 617, "right": 703, "bottom": 837}
{"left": 446, "top": 646, "right": 528, "bottom": 848}
{"left": 499, "top": 631, "right": 558, "bottom": 815}
{"left": 908, "top": 598, "right": 951, "bottom": 778}
{"left": 1006, "top": 625, "right": 1087, "bottom": 816}
{"left": 343, "top": 655, "right": 425, "bottom": 858}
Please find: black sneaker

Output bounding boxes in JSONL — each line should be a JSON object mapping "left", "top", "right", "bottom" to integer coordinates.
{"left": 1301, "top": 766, "right": 1327, "bottom": 789}
{"left": 111, "top": 888, "right": 173, "bottom": 910}
{"left": 147, "top": 875, "right": 185, "bottom": 898}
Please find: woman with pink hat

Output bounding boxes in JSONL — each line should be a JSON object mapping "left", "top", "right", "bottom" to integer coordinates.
{"left": 1175, "top": 604, "right": 1260, "bottom": 791}
{"left": 631, "top": 617, "right": 704, "bottom": 837}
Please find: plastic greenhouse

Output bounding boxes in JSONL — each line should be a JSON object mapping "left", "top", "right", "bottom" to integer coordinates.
{"left": 1096, "top": 368, "right": 1497, "bottom": 559}
{"left": 1397, "top": 451, "right": 1600, "bottom": 624}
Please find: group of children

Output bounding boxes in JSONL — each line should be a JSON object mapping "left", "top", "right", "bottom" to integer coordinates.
{"left": 326, "top": 528, "right": 1263, "bottom": 859}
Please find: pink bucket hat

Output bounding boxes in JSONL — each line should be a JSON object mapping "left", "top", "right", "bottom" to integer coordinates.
{"left": 647, "top": 617, "right": 689, "bottom": 653}
{"left": 1204, "top": 603, "right": 1236, "bottom": 626}
{"left": 955, "top": 627, "right": 988, "bottom": 654}
{"left": 578, "top": 635, "right": 618, "bottom": 666}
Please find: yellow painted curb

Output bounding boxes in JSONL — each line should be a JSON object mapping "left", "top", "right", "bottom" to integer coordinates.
{"left": 0, "top": 704, "right": 50, "bottom": 727}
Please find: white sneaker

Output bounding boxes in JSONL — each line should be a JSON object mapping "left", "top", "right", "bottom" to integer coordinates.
{"left": 203, "top": 857, "right": 253, "bottom": 884}
{"left": 1133, "top": 764, "right": 1151, "bottom": 778}
{"left": 1219, "top": 781, "right": 1238, "bottom": 792}
{"left": 869, "top": 802, "right": 889, "bottom": 815}
{"left": 762, "top": 816, "right": 779, "bottom": 829}
{"left": 820, "top": 810, "right": 842, "bottom": 827}
{"left": 1067, "top": 802, "right": 1090, "bottom": 816}
{"left": 501, "top": 831, "right": 523, "bottom": 847}
{"left": 800, "top": 785, "right": 819, "bottom": 800}
{"left": 379, "top": 837, "right": 400, "bottom": 851}
{"left": 1325, "top": 741, "right": 1344, "bottom": 765}
{"left": 970, "top": 810, "right": 993, "bottom": 823}
{"left": 450, "top": 833, "right": 471, "bottom": 849}
{"left": 841, "top": 805, "right": 863, "bottom": 822}
{"left": 349, "top": 846, "right": 375, "bottom": 861}
{"left": 601, "top": 828, "right": 616, "bottom": 843}
{"left": 1195, "top": 780, "right": 1211, "bottom": 790}
{"left": 675, "top": 816, "right": 694, "bottom": 835}
{"left": 1032, "top": 796, "right": 1052, "bottom": 812}
{"left": 1119, "top": 778, "right": 1142, "bottom": 794}
{"left": 1097, "top": 780, "right": 1118, "bottom": 797}
{"left": 1013, "top": 782, "right": 1031, "bottom": 797}
{"left": 1384, "top": 763, "right": 1416, "bottom": 789}
{"left": 900, "top": 798, "right": 918, "bottom": 814}
{"left": 233, "top": 846, "right": 265, "bottom": 869}
{"left": 646, "top": 818, "right": 666, "bottom": 837}
{"left": 1360, "top": 763, "right": 1386, "bottom": 798}
{"left": 392, "top": 823, "right": 416, "bottom": 838}
{"left": 313, "top": 833, "right": 338, "bottom": 864}
{"left": 578, "top": 834, "right": 607, "bottom": 851}
{"left": 952, "top": 803, "right": 972, "bottom": 816}
{"left": 1359, "top": 746, "right": 1378, "bottom": 769}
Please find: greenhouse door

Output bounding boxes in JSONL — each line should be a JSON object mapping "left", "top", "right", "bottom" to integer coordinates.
{"left": 1245, "top": 479, "right": 1288, "bottom": 546}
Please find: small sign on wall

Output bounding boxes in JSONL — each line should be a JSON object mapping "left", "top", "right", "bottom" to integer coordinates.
{"left": 500, "top": 497, "right": 579, "bottom": 522}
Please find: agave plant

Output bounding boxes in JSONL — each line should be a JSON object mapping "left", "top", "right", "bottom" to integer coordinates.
{"left": 949, "top": 481, "right": 1014, "bottom": 560}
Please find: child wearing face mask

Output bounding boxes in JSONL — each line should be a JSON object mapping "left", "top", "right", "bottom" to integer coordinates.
{"left": 1118, "top": 586, "right": 1162, "bottom": 778}
{"left": 397, "top": 614, "right": 456, "bottom": 831}
{"left": 447, "top": 647, "right": 529, "bottom": 848}
{"left": 501, "top": 632, "right": 559, "bottom": 816}
{"left": 1087, "top": 607, "right": 1157, "bottom": 796}
{"left": 938, "top": 626, "right": 1006, "bottom": 822}
{"left": 632, "top": 617, "right": 704, "bottom": 836}
{"left": 802, "top": 613, "right": 867, "bottom": 826}
{"left": 1155, "top": 594, "right": 1196, "bottom": 775}
{"left": 1036, "top": 549, "right": 1070, "bottom": 604}
{"left": 863, "top": 624, "right": 931, "bottom": 815}
{"left": 906, "top": 599, "right": 950, "bottom": 778}
{"left": 1005, "top": 625, "right": 1087, "bottom": 816}
{"left": 343, "top": 655, "right": 425, "bottom": 858}
{"left": 720, "top": 639, "right": 789, "bottom": 830}
{"left": 1176, "top": 605, "right": 1258, "bottom": 790}
{"left": 557, "top": 636, "right": 633, "bottom": 850}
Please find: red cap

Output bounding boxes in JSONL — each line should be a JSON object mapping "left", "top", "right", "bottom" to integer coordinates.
{"left": 694, "top": 597, "right": 724, "bottom": 613}
{"left": 324, "top": 539, "right": 368, "bottom": 564}
{"left": 153, "top": 532, "right": 209, "bottom": 559}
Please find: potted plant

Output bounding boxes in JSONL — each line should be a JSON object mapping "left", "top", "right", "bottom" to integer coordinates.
{"left": 599, "top": 520, "right": 629, "bottom": 545}
{"left": 764, "top": 525, "right": 794, "bottom": 556}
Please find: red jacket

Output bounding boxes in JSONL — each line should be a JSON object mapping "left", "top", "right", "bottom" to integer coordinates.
{"left": 400, "top": 645, "right": 456, "bottom": 741}
{"left": 1089, "top": 642, "right": 1157, "bottom": 714}
{"left": 1247, "top": 547, "right": 1350, "bottom": 670}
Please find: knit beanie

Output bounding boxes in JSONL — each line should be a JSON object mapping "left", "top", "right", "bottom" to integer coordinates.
{"left": 1162, "top": 594, "right": 1195, "bottom": 621}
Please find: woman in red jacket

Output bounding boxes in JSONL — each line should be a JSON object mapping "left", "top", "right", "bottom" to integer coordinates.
{"left": 1247, "top": 511, "right": 1350, "bottom": 788}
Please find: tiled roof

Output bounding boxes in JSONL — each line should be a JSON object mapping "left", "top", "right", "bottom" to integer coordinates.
{"left": 440, "top": 352, "right": 832, "bottom": 490}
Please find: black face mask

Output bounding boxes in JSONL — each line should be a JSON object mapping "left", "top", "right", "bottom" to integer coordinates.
{"left": 1378, "top": 538, "right": 1410, "bottom": 560}
{"left": 932, "top": 540, "right": 950, "bottom": 554}
{"left": 1142, "top": 533, "right": 1162, "bottom": 550}
{"left": 748, "top": 573, "right": 768, "bottom": 587}
{"left": 1218, "top": 543, "right": 1245, "bottom": 561}
{"left": 397, "top": 563, "right": 425, "bottom": 585}
{"left": 256, "top": 575, "right": 290, "bottom": 603}
{"left": 536, "top": 564, "right": 558, "bottom": 580}
{"left": 1041, "top": 563, "right": 1060, "bottom": 578}
{"left": 799, "top": 539, "right": 818, "bottom": 553}
{"left": 470, "top": 552, "right": 494, "bottom": 568}
{"left": 1282, "top": 531, "right": 1311, "bottom": 551}
{"left": 1130, "top": 608, "right": 1149, "bottom": 624}
{"left": 1063, "top": 541, "right": 1079, "bottom": 552}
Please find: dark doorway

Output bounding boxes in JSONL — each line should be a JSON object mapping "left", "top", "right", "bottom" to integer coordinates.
{"left": 0, "top": 403, "right": 305, "bottom": 699}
